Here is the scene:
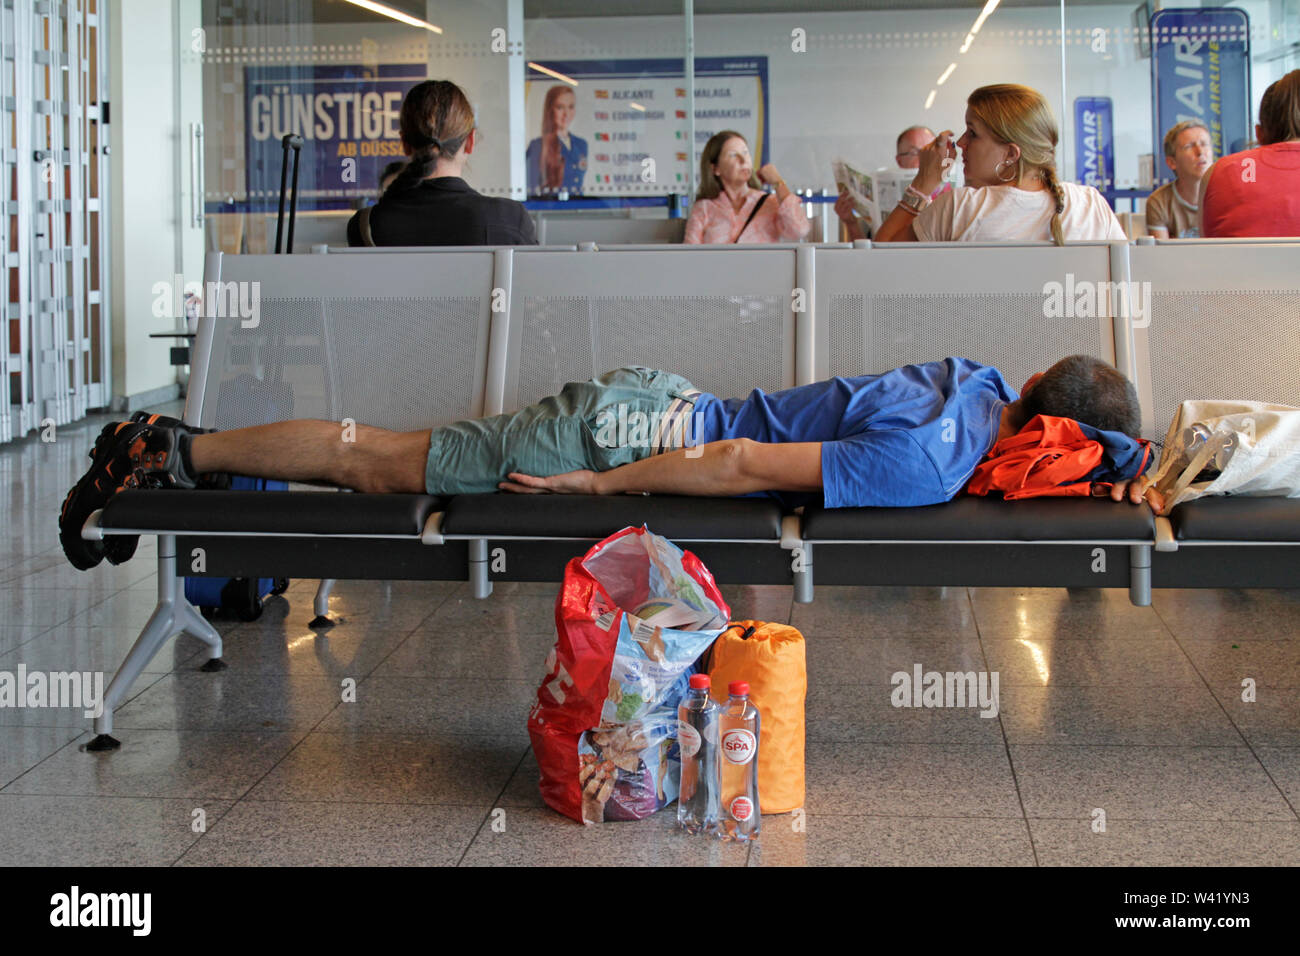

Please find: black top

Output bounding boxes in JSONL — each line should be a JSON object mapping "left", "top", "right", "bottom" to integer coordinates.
{"left": 347, "top": 176, "right": 538, "bottom": 246}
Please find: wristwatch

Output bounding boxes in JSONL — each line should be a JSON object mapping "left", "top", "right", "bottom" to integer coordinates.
{"left": 898, "top": 186, "right": 931, "bottom": 214}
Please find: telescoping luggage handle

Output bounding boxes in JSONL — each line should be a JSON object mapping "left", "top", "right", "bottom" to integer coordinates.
{"left": 274, "top": 133, "right": 305, "bottom": 254}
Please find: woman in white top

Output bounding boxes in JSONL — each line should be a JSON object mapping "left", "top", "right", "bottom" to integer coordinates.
{"left": 875, "top": 84, "right": 1125, "bottom": 245}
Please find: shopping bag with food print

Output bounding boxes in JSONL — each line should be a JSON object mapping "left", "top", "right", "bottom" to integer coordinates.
{"left": 528, "top": 525, "right": 730, "bottom": 824}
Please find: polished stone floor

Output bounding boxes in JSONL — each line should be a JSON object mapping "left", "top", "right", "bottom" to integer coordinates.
{"left": 1, "top": 405, "right": 1297, "bottom": 866}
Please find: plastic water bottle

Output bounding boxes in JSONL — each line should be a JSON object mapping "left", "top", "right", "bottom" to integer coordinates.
{"left": 677, "top": 674, "right": 720, "bottom": 835}
{"left": 719, "top": 680, "right": 761, "bottom": 842}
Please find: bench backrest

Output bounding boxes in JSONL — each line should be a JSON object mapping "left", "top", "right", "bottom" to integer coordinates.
{"left": 815, "top": 242, "right": 1123, "bottom": 397}
{"left": 501, "top": 247, "right": 799, "bottom": 410}
{"left": 190, "top": 240, "right": 1300, "bottom": 446}
{"left": 189, "top": 251, "right": 493, "bottom": 431}
{"left": 1129, "top": 239, "right": 1300, "bottom": 439}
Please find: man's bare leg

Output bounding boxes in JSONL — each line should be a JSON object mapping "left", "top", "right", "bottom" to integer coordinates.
{"left": 190, "top": 421, "right": 431, "bottom": 494}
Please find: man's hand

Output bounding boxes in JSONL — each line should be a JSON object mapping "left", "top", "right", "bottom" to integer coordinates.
{"left": 499, "top": 469, "right": 598, "bottom": 495}
{"left": 1109, "top": 474, "right": 1165, "bottom": 515}
{"left": 834, "top": 189, "right": 857, "bottom": 224}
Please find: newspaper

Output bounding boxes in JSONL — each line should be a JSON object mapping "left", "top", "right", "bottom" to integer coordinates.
{"left": 831, "top": 158, "right": 881, "bottom": 231}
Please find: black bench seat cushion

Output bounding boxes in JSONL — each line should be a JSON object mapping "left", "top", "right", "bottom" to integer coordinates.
{"left": 802, "top": 494, "right": 1155, "bottom": 542}
{"left": 99, "top": 490, "right": 445, "bottom": 536}
{"left": 440, "top": 494, "right": 785, "bottom": 540}
{"left": 1169, "top": 496, "right": 1300, "bottom": 542}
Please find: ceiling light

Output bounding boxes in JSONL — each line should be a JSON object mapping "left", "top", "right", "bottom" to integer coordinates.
{"left": 341, "top": 0, "right": 442, "bottom": 34}
{"left": 527, "top": 62, "right": 579, "bottom": 86}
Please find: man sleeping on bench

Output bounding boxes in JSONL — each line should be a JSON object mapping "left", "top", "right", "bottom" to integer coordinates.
{"left": 59, "top": 355, "right": 1165, "bottom": 570}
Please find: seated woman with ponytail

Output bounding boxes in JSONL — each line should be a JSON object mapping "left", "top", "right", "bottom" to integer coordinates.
{"left": 874, "top": 84, "right": 1124, "bottom": 245}
{"left": 347, "top": 80, "right": 537, "bottom": 246}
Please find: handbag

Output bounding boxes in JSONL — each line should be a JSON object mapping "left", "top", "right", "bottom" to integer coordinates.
{"left": 1150, "top": 400, "right": 1300, "bottom": 509}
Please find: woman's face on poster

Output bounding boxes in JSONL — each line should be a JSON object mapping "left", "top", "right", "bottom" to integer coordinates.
{"left": 551, "top": 90, "right": 576, "bottom": 133}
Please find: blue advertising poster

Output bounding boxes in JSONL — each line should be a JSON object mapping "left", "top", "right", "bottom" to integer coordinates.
{"left": 1074, "top": 97, "right": 1114, "bottom": 191}
{"left": 525, "top": 57, "right": 769, "bottom": 195}
{"left": 243, "top": 64, "right": 427, "bottom": 208}
{"left": 1150, "top": 7, "right": 1251, "bottom": 185}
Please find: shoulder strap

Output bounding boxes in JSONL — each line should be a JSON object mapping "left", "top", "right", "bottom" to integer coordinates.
{"left": 358, "top": 205, "right": 376, "bottom": 247}
{"left": 733, "top": 193, "right": 769, "bottom": 243}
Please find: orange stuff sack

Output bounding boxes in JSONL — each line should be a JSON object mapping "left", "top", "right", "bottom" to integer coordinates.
{"left": 707, "top": 621, "right": 806, "bottom": 814}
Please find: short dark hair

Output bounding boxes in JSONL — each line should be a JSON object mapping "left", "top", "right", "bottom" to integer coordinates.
{"left": 1020, "top": 355, "right": 1141, "bottom": 437}
{"left": 1258, "top": 69, "right": 1300, "bottom": 145}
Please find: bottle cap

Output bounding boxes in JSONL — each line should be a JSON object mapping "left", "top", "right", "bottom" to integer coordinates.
{"left": 728, "top": 681, "right": 749, "bottom": 696}
{"left": 689, "top": 674, "right": 711, "bottom": 690}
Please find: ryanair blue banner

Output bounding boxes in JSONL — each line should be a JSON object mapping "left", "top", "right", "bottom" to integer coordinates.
{"left": 1150, "top": 7, "right": 1251, "bottom": 185}
{"left": 1074, "top": 97, "right": 1114, "bottom": 191}
{"left": 243, "top": 64, "right": 426, "bottom": 208}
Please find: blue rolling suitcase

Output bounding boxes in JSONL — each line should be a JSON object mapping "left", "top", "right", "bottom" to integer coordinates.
{"left": 184, "top": 475, "right": 290, "bottom": 621}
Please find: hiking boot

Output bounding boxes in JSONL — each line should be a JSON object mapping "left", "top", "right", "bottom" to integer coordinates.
{"left": 60, "top": 419, "right": 203, "bottom": 570}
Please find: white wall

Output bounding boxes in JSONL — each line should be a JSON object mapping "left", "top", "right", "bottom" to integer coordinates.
{"left": 109, "top": 0, "right": 187, "bottom": 405}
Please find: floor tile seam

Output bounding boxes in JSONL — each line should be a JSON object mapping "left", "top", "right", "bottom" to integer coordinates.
{"left": 164, "top": 802, "right": 241, "bottom": 867}
{"left": 354, "top": 587, "right": 484, "bottom": 679}
{"left": 456, "top": 744, "right": 533, "bottom": 867}
{"left": 967, "top": 587, "right": 1040, "bottom": 865}
{"left": 0, "top": 730, "right": 88, "bottom": 792}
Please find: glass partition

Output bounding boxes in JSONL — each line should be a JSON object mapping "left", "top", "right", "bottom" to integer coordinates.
{"left": 188, "top": 1, "right": 1300, "bottom": 250}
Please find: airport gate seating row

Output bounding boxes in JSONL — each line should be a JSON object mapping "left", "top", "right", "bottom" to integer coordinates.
{"left": 80, "top": 237, "right": 1300, "bottom": 746}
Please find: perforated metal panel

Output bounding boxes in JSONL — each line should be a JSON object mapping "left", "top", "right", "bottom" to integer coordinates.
{"left": 832, "top": 292, "right": 1107, "bottom": 393}
{"left": 830, "top": 295, "right": 864, "bottom": 379}
{"left": 517, "top": 297, "right": 596, "bottom": 408}
{"left": 1145, "top": 291, "right": 1300, "bottom": 440}
{"left": 514, "top": 294, "right": 787, "bottom": 409}
{"left": 206, "top": 296, "right": 485, "bottom": 432}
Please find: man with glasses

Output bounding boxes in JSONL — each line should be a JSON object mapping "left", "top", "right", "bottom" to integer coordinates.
{"left": 837, "top": 125, "right": 953, "bottom": 240}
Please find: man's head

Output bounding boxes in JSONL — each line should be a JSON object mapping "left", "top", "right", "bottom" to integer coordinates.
{"left": 895, "top": 126, "right": 935, "bottom": 169}
{"left": 1016, "top": 355, "right": 1141, "bottom": 437}
{"left": 1162, "top": 121, "right": 1213, "bottom": 183}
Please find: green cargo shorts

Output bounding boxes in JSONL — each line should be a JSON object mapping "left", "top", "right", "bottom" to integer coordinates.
{"left": 424, "top": 366, "right": 702, "bottom": 495}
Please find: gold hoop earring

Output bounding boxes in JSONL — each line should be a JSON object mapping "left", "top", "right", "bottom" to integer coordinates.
{"left": 995, "top": 159, "right": 1017, "bottom": 183}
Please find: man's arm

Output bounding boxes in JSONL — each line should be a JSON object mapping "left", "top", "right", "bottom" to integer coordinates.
{"left": 499, "top": 438, "right": 823, "bottom": 496}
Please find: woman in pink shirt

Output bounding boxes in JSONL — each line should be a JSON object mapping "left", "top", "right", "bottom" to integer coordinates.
{"left": 683, "top": 130, "right": 810, "bottom": 244}
{"left": 1200, "top": 70, "right": 1300, "bottom": 238}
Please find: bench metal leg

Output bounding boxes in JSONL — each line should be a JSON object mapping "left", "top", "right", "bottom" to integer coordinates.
{"left": 310, "top": 578, "right": 336, "bottom": 628}
{"left": 469, "top": 539, "right": 493, "bottom": 599}
{"left": 87, "top": 534, "right": 224, "bottom": 752}
{"left": 793, "top": 542, "right": 814, "bottom": 605}
{"left": 1129, "top": 544, "right": 1152, "bottom": 607}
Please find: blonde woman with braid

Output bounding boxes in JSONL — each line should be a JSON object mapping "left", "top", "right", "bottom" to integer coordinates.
{"left": 875, "top": 84, "right": 1125, "bottom": 244}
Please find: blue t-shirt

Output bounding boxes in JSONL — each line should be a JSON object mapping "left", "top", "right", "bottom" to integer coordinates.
{"left": 691, "top": 358, "right": 1016, "bottom": 509}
